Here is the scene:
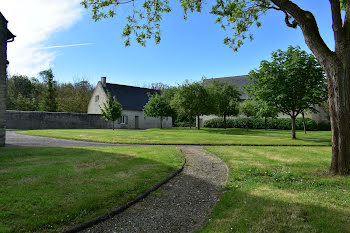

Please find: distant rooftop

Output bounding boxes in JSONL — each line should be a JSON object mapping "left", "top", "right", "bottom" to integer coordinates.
{"left": 204, "top": 75, "right": 249, "bottom": 99}
{"left": 103, "top": 83, "right": 160, "bottom": 111}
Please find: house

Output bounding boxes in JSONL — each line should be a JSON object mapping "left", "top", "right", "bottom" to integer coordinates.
{"left": 0, "top": 12, "right": 15, "bottom": 146}
{"left": 88, "top": 77, "right": 172, "bottom": 129}
{"left": 197, "top": 75, "right": 330, "bottom": 127}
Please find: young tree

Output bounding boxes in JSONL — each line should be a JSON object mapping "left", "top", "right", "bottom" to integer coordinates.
{"left": 247, "top": 46, "right": 327, "bottom": 139}
{"left": 82, "top": 0, "right": 350, "bottom": 173}
{"left": 239, "top": 100, "right": 259, "bottom": 118}
{"left": 144, "top": 93, "right": 172, "bottom": 128}
{"left": 39, "top": 69, "right": 58, "bottom": 112}
{"left": 100, "top": 92, "right": 123, "bottom": 130}
{"left": 208, "top": 81, "right": 240, "bottom": 129}
{"left": 256, "top": 101, "right": 279, "bottom": 129}
{"left": 170, "top": 80, "right": 212, "bottom": 130}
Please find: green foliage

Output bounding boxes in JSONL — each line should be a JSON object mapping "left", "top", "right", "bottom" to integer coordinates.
{"left": 239, "top": 100, "right": 259, "bottom": 117}
{"left": 144, "top": 93, "right": 172, "bottom": 128}
{"left": 57, "top": 80, "right": 94, "bottom": 113}
{"left": 208, "top": 81, "right": 240, "bottom": 118}
{"left": 247, "top": 46, "right": 327, "bottom": 118}
{"left": 39, "top": 69, "right": 58, "bottom": 112}
{"left": 170, "top": 80, "right": 213, "bottom": 128}
{"left": 100, "top": 92, "right": 123, "bottom": 129}
{"left": 7, "top": 75, "right": 44, "bottom": 111}
{"left": 204, "top": 117, "right": 326, "bottom": 131}
{"left": 81, "top": 0, "right": 274, "bottom": 50}
{"left": 256, "top": 100, "right": 279, "bottom": 119}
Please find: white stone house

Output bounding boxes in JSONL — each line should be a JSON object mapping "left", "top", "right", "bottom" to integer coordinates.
{"left": 198, "top": 75, "right": 330, "bottom": 127}
{"left": 88, "top": 77, "right": 172, "bottom": 129}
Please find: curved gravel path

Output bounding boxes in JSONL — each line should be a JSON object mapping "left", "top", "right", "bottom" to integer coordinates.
{"left": 5, "top": 131, "right": 132, "bottom": 147}
{"left": 80, "top": 146, "right": 229, "bottom": 233}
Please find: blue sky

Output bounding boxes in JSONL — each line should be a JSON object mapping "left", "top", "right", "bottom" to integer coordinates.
{"left": 2, "top": 1, "right": 334, "bottom": 87}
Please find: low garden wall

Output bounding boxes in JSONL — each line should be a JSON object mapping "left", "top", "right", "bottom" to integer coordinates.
{"left": 6, "top": 110, "right": 111, "bottom": 129}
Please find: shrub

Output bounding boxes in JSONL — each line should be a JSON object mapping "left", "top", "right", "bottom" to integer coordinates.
{"left": 204, "top": 117, "right": 329, "bottom": 131}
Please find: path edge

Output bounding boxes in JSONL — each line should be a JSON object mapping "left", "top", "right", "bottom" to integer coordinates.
{"left": 60, "top": 157, "right": 186, "bottom": 233}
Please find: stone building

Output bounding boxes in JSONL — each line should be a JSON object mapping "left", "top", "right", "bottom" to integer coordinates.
{"left": 88, "top": 77, "right": 172, "bottom": 129}
{"left": 0, "top": 12, "right": 15, "bottom": 146}
{"left": 198, "top": 75, "right": 330, "bottom": 127}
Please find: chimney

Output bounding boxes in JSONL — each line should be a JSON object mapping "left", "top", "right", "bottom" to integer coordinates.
{"left": 101, "top": 77, "right": 106, "bottom": 87}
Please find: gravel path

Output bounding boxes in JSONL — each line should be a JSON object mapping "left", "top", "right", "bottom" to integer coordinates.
{"left": 5, "top": 131, "right": 132, "bottom": 147}
{"left": 80, "top": 146, "right": 229, "bottom": 233}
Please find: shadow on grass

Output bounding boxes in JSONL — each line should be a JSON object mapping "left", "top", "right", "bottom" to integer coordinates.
{"left": 0, "top": 146, "right": 182, "bottom": 233}
{"left": 200, "top": 187, "right": 349, "bottom": 233}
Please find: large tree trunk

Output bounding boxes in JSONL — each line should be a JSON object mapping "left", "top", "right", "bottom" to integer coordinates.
{"left": 291, "top": 116, "right": 296, "bottom": 139}
{"left": 326, "top": 63, "right": 350, "bottom": 175}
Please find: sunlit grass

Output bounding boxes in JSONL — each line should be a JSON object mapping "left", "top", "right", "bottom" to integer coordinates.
{"left": 20, "top": 128, "right": 331, "bottom": 145}
{"left": 0, "top": 146, "right": 183, "bottom": 233}
{"left": 200, "top": 147, "right": 350, "bottom": 233}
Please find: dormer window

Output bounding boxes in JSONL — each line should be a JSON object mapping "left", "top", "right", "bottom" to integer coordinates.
{"left": 95, "top": 95, "right": 99, "bottom": 102}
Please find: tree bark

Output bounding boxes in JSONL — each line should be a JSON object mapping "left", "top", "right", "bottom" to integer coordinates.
{"left": 326, "top": 63, "right": 350, "bottom": 175}
{"left": 302, "top": 112, "right": 306, "bottom": 134}
{"left": 197, "top": 115, "right": 200, "bottom": 130}
{"left": 224, "top": 115, "right": 227, "bottom": 129}
{"left": 112, "top": 121, "right": 114, "bottom": 130}
{"left": 160, "top": 116, "right": 163, "bottom": 129}
{"left": 291, "top": 116, "right": 296, "bottom": 139}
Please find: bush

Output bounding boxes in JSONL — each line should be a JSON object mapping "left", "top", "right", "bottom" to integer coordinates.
{"left": 204, "top": 117, "right": 329, "bottom": 131}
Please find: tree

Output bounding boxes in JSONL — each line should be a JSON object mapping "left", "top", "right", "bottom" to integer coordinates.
{"left": 256, "top": 101, "right": 279, "bottom": 129}
{"left": 82, "top": 0, "right": 350, "bottom": 174}
{"left": 39, "top": 69, "right": 58, "bottom": 112}
{"left": 239, "top": 100, "right": 259, "bottom": 118}
{"left": 170, "top": 80, "right": 212, "bottom": 130}
{"left": 57, "top": 80, "right": 94, "bottom": 113}
{"left": 144, "top": 93, "right": 172, "bottom": 128}
{"left": 100, "top": 92, "right": 123, "bottom": 130}
{"left": 208, "top": 81, "right": 240, "bottom": 129}
{"left": 247, "top": 46, "right": 327, "bottom": 139}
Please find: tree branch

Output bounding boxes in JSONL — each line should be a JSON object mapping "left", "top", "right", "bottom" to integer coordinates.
{"left": 329, "top": 0, "right": 344, "bottom": 52}
{"left": 270, "top": 0, "right": 334, "bottom": 66}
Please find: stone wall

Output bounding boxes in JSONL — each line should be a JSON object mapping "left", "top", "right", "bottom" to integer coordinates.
{"left": 6, "top": 110, "right": 111, "bottom": 129}
{"left": 5, "top": 110, "right": 172, "bottom": 129}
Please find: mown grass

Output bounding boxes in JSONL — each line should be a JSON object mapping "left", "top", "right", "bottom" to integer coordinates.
{"left": 200, "top": 147, "right": 350, "bottom": 233}
{"left": 0, "top": 146, "right": 183, "bottom": 233}
{"left": 21, "top": 128, "right": 331, "bottom": 145}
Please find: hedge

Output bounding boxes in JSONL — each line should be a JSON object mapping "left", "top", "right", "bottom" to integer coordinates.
{"left": 203, "top": 117, "right": 331, "bottom": 131}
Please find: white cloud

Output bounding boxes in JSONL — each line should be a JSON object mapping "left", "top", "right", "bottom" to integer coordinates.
{"left": 0, "top": 0, "right": 83, "bottom": 76}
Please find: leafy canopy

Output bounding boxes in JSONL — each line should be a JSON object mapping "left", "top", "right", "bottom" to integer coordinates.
{"left": 81, "top": 0, "right": 286, "bottom": 50}
{"left": 143, "top": 93, "right": 172, "bottom": 118}
{"left": 170, "top": 80, "right": 212, "bottom": 118}
{"left": 208, "top": 80, "right": 240, "bottom": 117}
{"left": 246, "top": 46, "right": 328, "bottom": 118}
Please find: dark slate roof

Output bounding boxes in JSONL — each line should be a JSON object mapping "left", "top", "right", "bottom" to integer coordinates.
{"left": 104, "top": 83, "right": 160, "bottom": 111}
{"left": 204, "top": 75, "right": 249, "bottom": 99}
{"left": 0, "top": 12, "right": 15, "bottom": 41}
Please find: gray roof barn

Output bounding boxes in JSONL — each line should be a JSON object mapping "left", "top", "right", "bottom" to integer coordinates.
{"left": 204, "top": 75, "right": 249, "bottom": 99}
{"left": 103, "top": 83, "right": 160, "bottom": 111}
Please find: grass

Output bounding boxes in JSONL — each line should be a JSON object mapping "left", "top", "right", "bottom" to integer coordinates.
{"left": 199, "top": 146, "right": 350, "bottom": 233}
{"left": 20, "top": 128, "right": 331, "bottom": 146}
{"left": 0, "top": 146, "right": 183, "bottom": 233}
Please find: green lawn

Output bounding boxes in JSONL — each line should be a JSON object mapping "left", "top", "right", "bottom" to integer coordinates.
{"left": 20, "top": 128, "right": 331, "bottom": 145}
{"left": 199, "top": 147, "right": 350, "bottom": 233}
{"left": 0, "top": 146, "right": 183, "bottom": 233}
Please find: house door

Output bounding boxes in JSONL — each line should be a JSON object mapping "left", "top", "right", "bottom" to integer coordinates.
{"left": 135, "top": 116, "right": 139, "bottom": 129}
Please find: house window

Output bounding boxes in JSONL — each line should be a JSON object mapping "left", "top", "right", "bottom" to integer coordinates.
{"left": 95, "top": 95, "right": 99, "bottom": 102}
{"left": 120, "top": 116, "right": 126, "bottom": 124}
